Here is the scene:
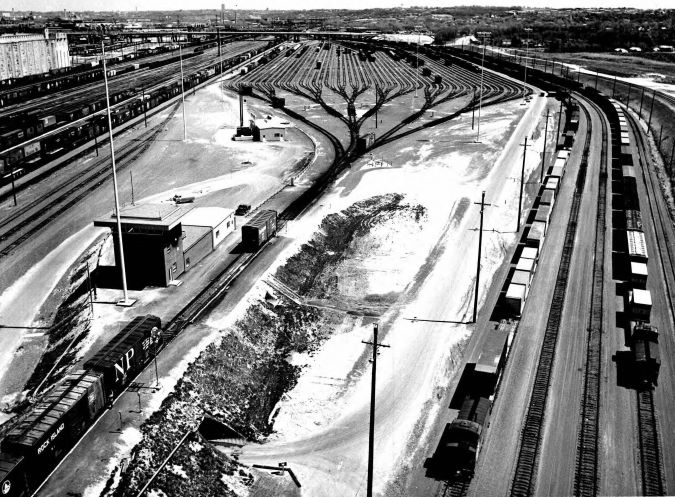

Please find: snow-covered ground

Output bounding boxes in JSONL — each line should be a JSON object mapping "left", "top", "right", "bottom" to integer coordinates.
{"left": 0, "top": 81, "right": 315, "bottom": 419}
{"left": 233, "top": 93, "right": 551, "bottom": 495}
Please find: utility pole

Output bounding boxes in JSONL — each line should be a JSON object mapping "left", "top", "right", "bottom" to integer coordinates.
{"left": 142, "top": 87, "right": 147, "bottom": 127}
{"left": 473, "top": 191, "right": 491, "bottom": 323}
{"left": 523, "top": 27, "right": 532, "bottom": 85}
{"left": 362, "top": 323, "right": 389, "bottom": 497}
{"left": 130, "top": 170, "right": 135, "bottom": 205}
{"left": 218, "top": 28, "right": 224, "bottom": 106}
{"left": 541, "top": 109, "right": 550, "bottom": 183}
{"left": 472, "top": 87, "right": 476, "bottom": 130}
{"left": 647, "top": 91, "right": 656, "bottom": 129}
{"left": 8, "top": 166, "right": 17, "bottom": 206}
{"left": 179, "top": 43, "right": 187, "bottom": 141}
{"left": 518, "top": 137, "right": 530, "bottom": 232}
{"left": 594, "top": 70, "right": 599, "bottom": 90}
{"left": 555, "top": 98, "right": 563, "bottom": 150}
{"left": 475, "top": 31, "right": 491, "bottom": 143}
{"left": 638, "top": 87, "right": 646, "bottom": 119}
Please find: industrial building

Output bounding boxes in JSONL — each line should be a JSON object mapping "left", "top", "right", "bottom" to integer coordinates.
{"left": 180, "top": 207, "right": 235, "bottom": 270}
{"left": 94, "top": 204, "right": 236, "bottom": 288}
{"left": 0, "top": 29, "right": 70, "bottom": 81}
{"left": 251, "top": 117, "right": 287, "bottom": 141}
{"left": 94, "top": 203, "right": 190, "bottom": 288}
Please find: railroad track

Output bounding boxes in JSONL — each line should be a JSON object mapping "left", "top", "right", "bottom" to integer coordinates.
{"left": 442, "top": 478, "right": 470, "bottom": 497}
{"left": 0, "top": 103, "right": 182, "bottom": 258}
{"left": 636, "top": 389, "right": 665, "bottom": 496}
{"left": 573, "top": 94, "right": 609, "bottom": 497}
{"left": 624, "top": 105, "right": 670, "bottom": 497}
{"left": 510, "top": 95, "right": 594, "bottom": 497}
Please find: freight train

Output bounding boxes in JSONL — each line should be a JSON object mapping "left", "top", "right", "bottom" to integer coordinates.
{"left": 0, "top": 44, "right": 275, "bottom": 186}
{"left": 0, "top": 315, "right": 161, "bottom": 497}
{"left": 427, "top": 320, "right": 514, "bottom": 478}
{"left": 610, "top": 99, "right": 660, "bottom": 386}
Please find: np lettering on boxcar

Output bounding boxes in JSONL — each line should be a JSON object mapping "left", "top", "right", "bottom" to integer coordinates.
{"left": 113, "top": 348, "right": 135, "bottom": 383}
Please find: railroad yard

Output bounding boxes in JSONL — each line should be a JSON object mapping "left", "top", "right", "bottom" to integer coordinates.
{"left": 0, "top": 25, "right": 675, "bottom": 497}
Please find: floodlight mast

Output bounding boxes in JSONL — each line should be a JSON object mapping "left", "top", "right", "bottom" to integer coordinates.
{"left": 101, "top": 39, "right": 131, "bottom": 304}
{"left": 179, "top": 43, "right": 187, "bottom": 141}
{"left": 475, "top": 31, "right": 491, "bottom": 143}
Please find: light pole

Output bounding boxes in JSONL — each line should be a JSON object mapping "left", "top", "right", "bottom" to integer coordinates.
{"left": 475, "top": 31, "right": 491, "bottom": 143}
{"left": 102, "top": 39, "right": 133, "bottom": 306}
{"left": 179, "top": 43, "right": 187, "bottom": 141}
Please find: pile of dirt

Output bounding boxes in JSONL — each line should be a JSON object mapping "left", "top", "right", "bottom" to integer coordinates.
{"left": 275, "top": 193, "right": 426, "bottom": 302}
{"left": 104, "top": 195, "right": 427, "bottom": 496}
{"left": 104, "top": 300, "right": 331, "bottom": 497}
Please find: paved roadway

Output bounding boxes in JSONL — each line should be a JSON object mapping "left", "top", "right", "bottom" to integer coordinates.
{"left": 470, "top": 104, "right": 588, "bottom": 497}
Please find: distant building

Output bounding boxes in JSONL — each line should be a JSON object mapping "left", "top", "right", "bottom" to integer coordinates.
{"left": 0, "top": 29, "right": 69, "bottom": 81}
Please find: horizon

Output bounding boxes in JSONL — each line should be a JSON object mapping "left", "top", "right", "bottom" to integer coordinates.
{"left": 4, "top": 2, "right": 674, "bottom": 14}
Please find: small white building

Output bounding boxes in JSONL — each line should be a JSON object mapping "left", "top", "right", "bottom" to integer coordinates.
{"left": 181, "top": 207, "right": 235, "bottom": 249}
{"left": 252, "top": 116, "right": 288, "bottom": 141}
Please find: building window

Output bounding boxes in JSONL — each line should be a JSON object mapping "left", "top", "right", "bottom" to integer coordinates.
{"left": 171, "top": 262, "right": 177, "bottom": 272}
{"left": 186, "top": 257, "right": 191, "bottom": 268}
{"left": 216, "top": 230, "right": 220, "bottom": 237}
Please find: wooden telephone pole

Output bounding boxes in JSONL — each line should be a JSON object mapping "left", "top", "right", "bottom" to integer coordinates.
{"left": 473, "top": 192, "right": 492, "bottom": 323}
{"left": 362, "top": 323, "right": 389, "bottom": 497}
{"left": 518, "top": 137, "right": 531, "bottom": 232}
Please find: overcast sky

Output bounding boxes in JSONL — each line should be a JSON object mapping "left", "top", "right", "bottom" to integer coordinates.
{"left": 7, "top": 0, "right": 673, "bottom": 13}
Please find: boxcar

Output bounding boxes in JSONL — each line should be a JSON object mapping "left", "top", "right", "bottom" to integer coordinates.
{"left": 241, "top": 210, "right": 277, "bottom": 252}
{"left": 0, "top": 452, "right": 28, "bottom": 497}
{"left": 2, "top": 371, "right": 106, "bottom": 488}
{"left": 84, "top": 315, "right": 161, "bottom": 400}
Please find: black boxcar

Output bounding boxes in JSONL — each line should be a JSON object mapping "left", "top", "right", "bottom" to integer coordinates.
{"left": 0, "top": 452, "right": 28, "bottom": 497}
{"left": 241, "top": 210, "right": 277, "bottom": 252}
{"left": 632, "top": 339, "right": 661, "bottom": 386}
{"left": 84, "top": 315, "right": 161, "bottom": 400}
{"left": 431, "top": 396, "right": 491, "bottom": 477}
{"left": 2, "top": 370, "right": 105, "bottom": 488}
